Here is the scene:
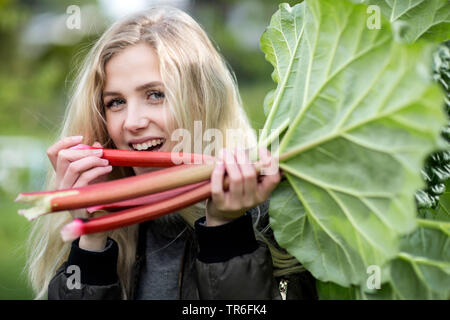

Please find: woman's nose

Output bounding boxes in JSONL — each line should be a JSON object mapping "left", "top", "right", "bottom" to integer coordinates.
{"left": 123, "top": 104, "right": 150, "bottom": 132}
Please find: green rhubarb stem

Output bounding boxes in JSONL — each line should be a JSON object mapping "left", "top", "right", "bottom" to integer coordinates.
{"left": 416, "top": 218, "right": 450, "bottom": 235}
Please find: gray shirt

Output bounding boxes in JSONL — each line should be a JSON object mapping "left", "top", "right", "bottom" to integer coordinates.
{"left": 134, "top": 213, "right": 190, "bottom": 300}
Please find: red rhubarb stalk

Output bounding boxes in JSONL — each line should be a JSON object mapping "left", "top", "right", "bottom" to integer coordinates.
{"left": 60, "top": 161, "right": 281, "bottom": 241}
{"left": 70, "top": 144, "right": 214, "bottom": 167}
{"left": 17, "top": 147, "right": 275, "bottom": 221}
{"left": 61, "top": 181, "right": 213, "bottom": 241}
{"left": 16, "top": 162, "right": 216, "bottom": 221}
{"left": 86, "top": 180, "right": 209, "bottom": 213}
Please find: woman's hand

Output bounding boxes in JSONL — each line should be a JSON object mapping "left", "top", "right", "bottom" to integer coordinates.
{"left": 46, "top": 135, "right": 112, "bottom": 250}
{"left": 207, "top": 147, "right": 281, "bottom": 226}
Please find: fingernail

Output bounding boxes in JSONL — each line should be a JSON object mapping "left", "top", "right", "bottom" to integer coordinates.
{"left": 72, "top": 136, "right": 83, "bottom": 141}
{"left": 102, "top": 159, "right": 109, "bottom": 165}
{"left": 221, "top": 149, "right": 228, "bottom": 158}
{"left": 105, "top": 165, "right": 112, "bottom": 171}
{"left": 93, "top": 149, "right": 103, "bottom": 155}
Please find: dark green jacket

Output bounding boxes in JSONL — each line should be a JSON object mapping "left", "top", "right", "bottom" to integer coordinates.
{"left": 48, "top": 201, "right": 317, "bottom": 300}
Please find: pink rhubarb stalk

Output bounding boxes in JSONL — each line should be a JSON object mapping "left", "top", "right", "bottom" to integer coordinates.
{"left": 61, "top": 180, "right": 212, "bottom": 241}
{"left": 86, "top": 180, "right": 209, "bottom": 213}
{"left": 16, "top": 162, "right": 216, "bottom": 221}
{"left": 16, "top": 149, "right": 273, "bottom": 222}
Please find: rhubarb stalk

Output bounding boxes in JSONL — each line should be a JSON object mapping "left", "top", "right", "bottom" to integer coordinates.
{"left": 16, "top": 162, "right": 216, "bottom": 220}
{"left": 59, "top": 152, "right": 282, "bottom": 241}
{"left": 61, "top": 180, "right": 213, "bottom": 241}
{"left": 16, "top": 148, "right": 276, "bottom": 221}
{"left": 86, "top": 180, "right": 209, "bottom": 213}
{"left": 70, "top": 144, "right": 214, "bottom": 167}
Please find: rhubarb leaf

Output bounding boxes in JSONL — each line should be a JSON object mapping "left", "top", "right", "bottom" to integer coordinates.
{"left": 394, "top": 180, "right": 450, "bottom": 299}
{"left": 350, "top": 0, "right": 450, "bottom": 43}
{"left": 317, "top": 182, "right": 450, "bottom": 300}
{"left": 264, "top": 0, "right": 446, "bottom": 287}
{"left": 421, "top": 179, "right": 450, "bottom": 221}
{"left": 316, "top": 281, "right": 400, "bottom": 300}
{"left": 389, "top": 225, "right": 450, "bottom": 299}
{"left": 317, "top": 223, "right": 450, "bottom": 300}
{"left": 259, "top": 3, "right": 305, "bottom": 142}
{"left": 404, "top": 180, "right": 450, "bottom": 299}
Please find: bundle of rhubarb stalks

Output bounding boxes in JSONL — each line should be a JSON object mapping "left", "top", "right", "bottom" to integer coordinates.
{"left": 15, "top": 144, "right": 277, "bottom": 242}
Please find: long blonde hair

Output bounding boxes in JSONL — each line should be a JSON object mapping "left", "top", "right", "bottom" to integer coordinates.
{"left": 25, "top": 6, "right": 302, "bottom": 300}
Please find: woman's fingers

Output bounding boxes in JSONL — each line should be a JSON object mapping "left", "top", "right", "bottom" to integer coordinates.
{"left": 73, "top": 165, "right": 113, "bottom": 188}
{"left": 47, "top": 138, "right": 111, "bottom": 222}
{"left": 235, "top": 148, "right": 258, "bottom": 207}
{"left": 257, "top": 147, "right": 281, "bottom": 199}
{"left": 55, "top": 148, "right": 103, "bottom": 182}
{"left": 59, "top": 155, "right": 110, "bottom": 189}
{"left": 92, "top": 141, "right": 103, "bottom": 148}
{"left": 209, "top": 147, "right": 280, "bottom": 216}
{"left": 210, "top": 158, "right": 226, "bottom": 210}
{"left": 223, "top": 149, "right": 244, "bottom": 210}
{"left": 47, "top": 136, "right": 83, "bottom": 170}
{"left": 90, "top": 142, "right": 112, "bottom": 185}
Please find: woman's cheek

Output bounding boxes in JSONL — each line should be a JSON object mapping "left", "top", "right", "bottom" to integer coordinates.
{"left": 105, "top": 114, "right": 122, "bottom": 147}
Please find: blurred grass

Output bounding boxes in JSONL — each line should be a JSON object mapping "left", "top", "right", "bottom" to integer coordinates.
{"left": 0, "top": 191, "right": 34, "bottom": 299}
{"left": 0, "top": 134, "right": 52, "bottom": 299}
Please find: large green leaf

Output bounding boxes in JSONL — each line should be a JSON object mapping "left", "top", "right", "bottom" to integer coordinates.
{"left": 270, "top": 179, "right": 393, "bottom": 286}
{"left": 316, "top": 280, "right": 400, "bottom": 300}
{"left": 389, "top": 226, "right": 450, "bottom": 299}
{"left": 392, "top": 180, "right": 450, "bottom": 299}
{"left": 421, "top": 179, "right": 450, "bottom": 221}
{"left": 317, "top": 224, "right": 450, "bottom": 299}
{"left": 260, "top": 3, "right": 305, "bottom": 142}
{"left": 317, "top": 182, "right": 450, "bottom": 299}
{"left": 352, "top": 0, "right": 450, "bottom": 43}
{"left": 262, "top": 0, "right": 445, "bottom": 287}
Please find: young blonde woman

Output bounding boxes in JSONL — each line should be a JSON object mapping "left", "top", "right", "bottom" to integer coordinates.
{"left": 26, "top": 6, "right": 317, "bottom": 300}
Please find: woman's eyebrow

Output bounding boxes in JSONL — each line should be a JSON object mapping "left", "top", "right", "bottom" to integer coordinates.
{"left": 102, "top": 81, "right": 163, "bottom": 98}
{"left": 102, "top": 91, "right": 120, "bottom": 98}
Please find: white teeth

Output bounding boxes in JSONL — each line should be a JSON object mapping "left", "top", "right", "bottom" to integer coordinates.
{"left": 132, "top": 139, "right": 163, "bottom": 150}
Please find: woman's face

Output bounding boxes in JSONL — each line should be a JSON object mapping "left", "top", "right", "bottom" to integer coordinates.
{"left": 103, "top": 42, "right": 175, "bottom": 175}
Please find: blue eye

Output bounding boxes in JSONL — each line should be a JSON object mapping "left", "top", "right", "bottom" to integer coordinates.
{"left": 147, "top": 90, "right": 165, "bottom": 103}
{"left": 106, "top": 98, "right": 125, "bottom": 108}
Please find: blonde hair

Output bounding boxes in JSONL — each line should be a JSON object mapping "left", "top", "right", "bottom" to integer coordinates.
{"left": 25, "top": 6, "right": 303, "bottom": 300}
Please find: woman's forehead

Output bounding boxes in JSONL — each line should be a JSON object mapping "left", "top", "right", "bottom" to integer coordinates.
{"left": 103, "top": 43, "right": 162, "bottom": 93}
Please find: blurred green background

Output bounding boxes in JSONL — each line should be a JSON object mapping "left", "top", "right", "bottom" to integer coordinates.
{"left": 0, "top": 0, "right": 299, "bottom": 299}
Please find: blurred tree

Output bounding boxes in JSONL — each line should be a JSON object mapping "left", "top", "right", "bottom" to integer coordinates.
{"left": 0, "top": 0, "right": 103, "bottom": 137}
{"left": 192, "top": 0, "right": 301, "bottom": 82}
